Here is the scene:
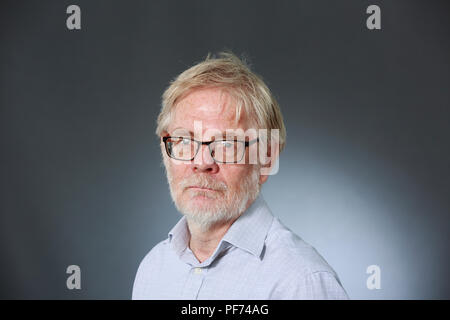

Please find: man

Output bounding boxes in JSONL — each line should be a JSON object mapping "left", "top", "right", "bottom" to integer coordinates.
{"left": 132, "top": 52, "right": 348, "bottom": 299}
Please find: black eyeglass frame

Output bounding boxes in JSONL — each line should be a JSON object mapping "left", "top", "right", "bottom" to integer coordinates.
{"left": 162, "top": 136, "right": 259, "bottom": 163}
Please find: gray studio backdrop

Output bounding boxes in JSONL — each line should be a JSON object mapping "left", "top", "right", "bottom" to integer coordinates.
{"left": 1, "top": 0, "right": 449, "bottom": 299}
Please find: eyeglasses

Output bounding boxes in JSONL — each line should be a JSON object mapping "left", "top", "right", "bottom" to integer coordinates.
{"left": 162, "top": 136, "right": 259, "bottom": 163}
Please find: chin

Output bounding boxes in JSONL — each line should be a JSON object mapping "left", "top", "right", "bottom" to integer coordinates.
{"left": 186, "top": 197, "right": 220, "bottom": 212}
{"left": 176, "top": 195, "right": 224, "bottom": 215}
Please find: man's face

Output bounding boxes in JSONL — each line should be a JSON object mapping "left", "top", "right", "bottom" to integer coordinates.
{"left": 161, "top": 88, "right": 265, "bottom": 231}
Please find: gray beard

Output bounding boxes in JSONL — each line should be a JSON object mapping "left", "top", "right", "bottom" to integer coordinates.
{"left": 164, "top": 159, "right": 261, "bottom": 232}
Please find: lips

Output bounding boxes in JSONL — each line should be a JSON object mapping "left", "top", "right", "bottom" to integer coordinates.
{"left": 187, "top": 186, "right": 218, "bottom": 192}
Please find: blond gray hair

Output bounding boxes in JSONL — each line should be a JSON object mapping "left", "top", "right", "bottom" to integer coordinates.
{"left": 156, "top": 52, "right": 286, "bottom": 151}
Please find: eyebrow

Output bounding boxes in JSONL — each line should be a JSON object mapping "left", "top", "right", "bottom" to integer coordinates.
{"left": 170, "top": 128, "right": 194, "bottom": 135}
{"left": 169, "top": 129, "right": 249, "bottom": 140}
{"left": 170, "top": 128, "right": 227, "bottom": 136}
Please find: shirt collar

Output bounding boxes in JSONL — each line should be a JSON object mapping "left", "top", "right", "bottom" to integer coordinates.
{"left": 167, "top": 215, "right": 190, "bottom": 257}
{"left": 167, "top": 194, "right": 274, "bottom": 260}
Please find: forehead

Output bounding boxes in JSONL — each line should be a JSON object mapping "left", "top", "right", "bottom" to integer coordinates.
{"left": 168, "top": 88, "right": 251, "bottom": 134}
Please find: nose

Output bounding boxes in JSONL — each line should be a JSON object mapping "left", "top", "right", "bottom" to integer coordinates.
{"left": 191, "top": 144, "right": 219, "bottom": 174}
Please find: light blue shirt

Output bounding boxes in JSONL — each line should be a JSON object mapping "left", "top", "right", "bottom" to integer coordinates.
{"left": 132, "top": 195, "right": 349, "bottom": 299}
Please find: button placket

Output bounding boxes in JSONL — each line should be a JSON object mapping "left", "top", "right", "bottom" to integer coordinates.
{"left": 180, "top": 265, "right": 209, "bottom": 299}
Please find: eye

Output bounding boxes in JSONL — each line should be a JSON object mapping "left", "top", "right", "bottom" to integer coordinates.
{"left": 221, "top": 141, "right": 234, "bottom": 148}
{"left": 181, "top": 138, "right": 191, "bottom": 145}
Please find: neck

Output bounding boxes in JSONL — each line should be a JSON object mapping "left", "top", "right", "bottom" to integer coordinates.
{"left": 186, "top": 197, "right": 256, "bottom": 263}
{"left": 187, "top": 218, "right": 236, "bottom": 263}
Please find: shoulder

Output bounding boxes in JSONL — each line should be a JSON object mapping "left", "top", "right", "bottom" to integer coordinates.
{"left": 135, "top": 239, "right": 168, "bottom": 274}
{"left": 135, "top": 240, "right": 168, "bottom": 282}
{"left": 132, "top": 239, "right": 169, "bottom": 299}
{"left": 265, "top": 217, "right": 334, "bottom": 274}
{"left": 263, "top": 217, "right": 349, "bottom": 299}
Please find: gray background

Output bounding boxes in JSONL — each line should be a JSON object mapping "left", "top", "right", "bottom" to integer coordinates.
{"left": 1, "top": 0, "right": 449, "bottom": 299}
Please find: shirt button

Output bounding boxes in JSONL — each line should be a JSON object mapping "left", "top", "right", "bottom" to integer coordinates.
{"left": 194, "top": 267, "right": 202, "bottom": 274}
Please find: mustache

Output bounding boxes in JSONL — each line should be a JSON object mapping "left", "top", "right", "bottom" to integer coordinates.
{"left": 179, "top": 175, "right": 228, "bottom": 191}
